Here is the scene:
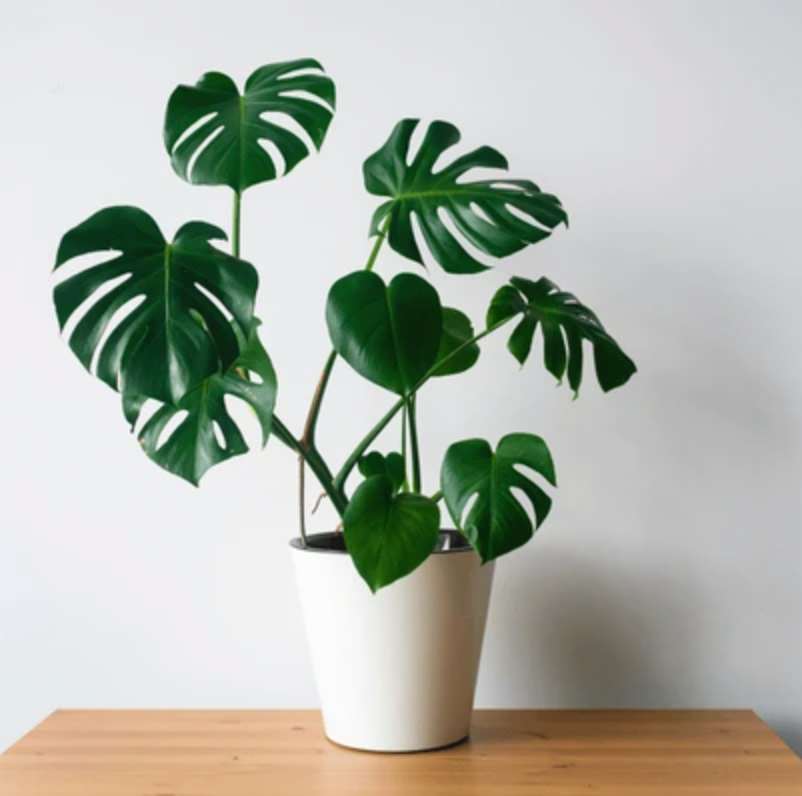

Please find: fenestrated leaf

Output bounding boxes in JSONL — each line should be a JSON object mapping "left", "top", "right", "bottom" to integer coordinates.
{"left": 441, "top": 433, "right": 556, "bottom": 563}
{"left": 124, "top": 321, "right": 277, "bottom": 486}
{"left": 344, "top": 475, "right": 440, "bottom": 591}
{"left": 165, "top": 59, "right": 335, "bottom": 193}
{"left": 358, "top": 451, "right": 406, "bottom": 493}
{"left": 326, "top": 271, "right": 442, "bottom": 395}
{"left": 432, "top": 307, "right": 480, "bottom": 377}
{"left": 364, "top": 119, "right": 567, "bottom": 274}
{"left": 54, "top": 206, "right": 258, "bottom": 404}
{"left": 487, "top": 276, "right": 636, "bottom": 395}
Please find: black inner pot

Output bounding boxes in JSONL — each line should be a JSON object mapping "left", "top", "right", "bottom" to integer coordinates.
{"left": 290, "top": 530, "right": 471, "bottom": 554}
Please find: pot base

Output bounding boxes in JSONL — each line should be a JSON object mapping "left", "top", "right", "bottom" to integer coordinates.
{"left": 325, "top": 732, "right": 470, "bottom": 754}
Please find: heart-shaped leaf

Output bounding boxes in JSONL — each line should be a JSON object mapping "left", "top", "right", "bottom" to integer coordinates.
{"left": 441, "top": 433, "right": 556, "bottom": 563}
{"left": 123, "top": 321, "right": 277, "bottom": 486}
{"left": 432, "top": 307, "right": 480, "bottom": 377}
{"left": 358, "top": 451, "right": 406, "bottom": 493}
{"left": 54, "top": 206, "right": 258, "bottom": 404}
{"left": 326, "top": 271, "right": 442, "bottom": 395}
{"left": 165, "top": 59, "right": 335, "bottom": 193}
{"left": 344, "top": 475, "right": 440, "bottom": 591}
{"left": 488, "top": 276, "right": 636, "bottom": 395}
{"left": 364, "top": 119, "right": 567, "bottom": 274}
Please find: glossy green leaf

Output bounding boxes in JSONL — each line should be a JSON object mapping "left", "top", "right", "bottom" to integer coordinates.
{"left": 54, "top": 206, "right": 257, "bottom": 404}
{"left": 165, "top": 59, "right": 335, "bottom": 193}
{"left": 441, "top": 433, "right": 556, "bottom": 563}
{"left": 488, "top": 276, "right": 636, "bottom": 395}
{"left": 124, "top": 321, "right": 277, "bottom": 486}
{"left": 326, "top": 271, "right": 442, "bottom": 395}
{"left": 344, "top": 475, "right": 440, "bottom": 591}
{"left": 432, "top": 307, "right": 480, "bottom": 377}
{"left": 363, "top": 119, "right": 567, "bottom": 274}
{"left": 358, "top": 451, "right": 406, "bottom": 493}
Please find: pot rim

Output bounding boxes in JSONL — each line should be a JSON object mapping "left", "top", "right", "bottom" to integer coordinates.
{"left": 290, "top": 529, "right": 474, "bottom": 555}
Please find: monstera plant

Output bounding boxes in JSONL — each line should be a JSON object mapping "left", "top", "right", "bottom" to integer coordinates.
{"left": 53, "top": 59, "right": 636, "bottom": 592}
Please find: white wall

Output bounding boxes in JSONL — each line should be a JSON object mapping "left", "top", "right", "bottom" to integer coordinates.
{"left": 2, "top": 0, "right": 802, "bottom": 754}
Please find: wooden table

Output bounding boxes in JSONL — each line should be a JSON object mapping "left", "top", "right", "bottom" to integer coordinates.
{"left": 1, "top": 710, "right": 801, "bottom": 794}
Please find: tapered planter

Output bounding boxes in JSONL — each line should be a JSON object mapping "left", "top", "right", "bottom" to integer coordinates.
{"left": 291, "top": 531, "right": 495, "bottom": 752}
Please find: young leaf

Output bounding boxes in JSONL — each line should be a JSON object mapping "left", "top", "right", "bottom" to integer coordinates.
{"left": 124, "top": 322, "right": 277, "bottom": 486}
{"left": 165, "top": 59, "right": 336, "bottom": 193}
{"left": 431, "top": 307, "right": 481, "bottom": 377}
{"left": 441, "top": 433, "right": 556, "bottom": 563}
{"left": 344, "top": 475, "right": 440, "bottom": 592}
{"left": 326, "top": 271, "right": 442, "bottom": 395}
{"left": 358, "top": 451, "right": 406, "bottom": 493}
{"left": 54, "top": 207, "right": 258, "bottom": 404}
{"left": 364, "top": 119, "right": 567, "bottom": 274}
{"left": 488, "top": 276, "right": 637, "bottom": 394}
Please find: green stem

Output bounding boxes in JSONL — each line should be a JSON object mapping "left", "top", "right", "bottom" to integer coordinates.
{"left": 431, "top": 490, "right": 444, "bottom": 503}
{"left": 365, "top": 217, "right": 390, "bottom": 272}
{"left": 271, "top": 414, "right": 347, "bottom": 518}
{"left": 334, "top": 316, "right": 515, "bottom": 493}
{"left": 407, "top": 394, "right": 421, "bottom": 493}
{"left": 334, "top": 398, "right": 404, "bottom": 495}
{"left": 401, "top": 401, "right": 409, "bottom": 491}
{"left": 232, "top": 190, "right": 242, "bottom": 259}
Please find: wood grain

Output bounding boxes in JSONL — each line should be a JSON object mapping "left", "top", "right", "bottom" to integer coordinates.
{"left": 1, "top": 710, "right": 801, "bottom": 795}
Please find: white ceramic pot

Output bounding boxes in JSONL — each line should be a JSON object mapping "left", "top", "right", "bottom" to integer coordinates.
{"left": 291, "top": 531, "right": 495, "bottom": 752}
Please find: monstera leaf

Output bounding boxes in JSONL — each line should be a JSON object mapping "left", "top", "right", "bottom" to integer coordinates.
{"left": 54, "top": 206, "right": 257, "bottom": 404}
{"left": 344, "top": 474, "right": 440, "bottom": 592}
{"left": 488, "top": 276, "right": 636, "bottom": 394}
{"left": 363, "top": 119, "right": 568, "bottom": 274}
{"left": 326, "top": 271, "right": 442, "bottom": 395}
{"left": 441, "top": 433, "right": 556, "bottom": 563}
{"left": 123, "top": 322, "right": 277, "bottom": 486}
{"left": 165, "top": 59, "right": 335, "bottom": 192}
{"left": 432, "top": 307, "right": 480, "bottom": 377}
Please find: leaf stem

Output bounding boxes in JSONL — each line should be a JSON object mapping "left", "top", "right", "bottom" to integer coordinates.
{"left": 303, "top": 350, "right": 337, "bottom": 447}
{"left": 333, "top": 398, "right": 405, "bottom": 495}
{"left": 401, "top": 401, "right": 409, "bottom": 491}
{"left": 365, "top": 216, "right": 390, "bottom": 272}
{"left": 334, "top": 315, "right": 515, "bottom": 493}
{"left": 407, "top": 394, "right": 421, "bottom": 493}
{"left": 232, "top": 190, "right": 242, "bottom": 259}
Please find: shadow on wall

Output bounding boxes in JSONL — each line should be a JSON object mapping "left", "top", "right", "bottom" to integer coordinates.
{"left": 483, "top": 550, "right": 802, "bottom": 756}
{"left": 772, "top": 720, "right": 802, "bottom": 761}
{"left": 484, "top": 550, "right": 707, "bottom": 710}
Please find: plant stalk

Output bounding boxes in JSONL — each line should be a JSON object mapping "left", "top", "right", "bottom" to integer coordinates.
{"left": 302, "top": 350, "right": 337, "bottom": 447}
{"left": 407, "top": 394, "right": 421, "bottom": 493}
{"left": 271, "top": 414, "right": 347, "bottom": 519}
{"left": 364, "top": 216, "right": 390, "bottom": 273}
{"left": 232, "top": 190, "right": 242, "bottom": 259}
{"left": 401, "top": 400, "right": 409, "bottom": 491}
